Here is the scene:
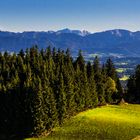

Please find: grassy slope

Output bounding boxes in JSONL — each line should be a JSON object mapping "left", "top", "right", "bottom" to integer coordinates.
{"left": 25, "top": 104, "right": 140, "bottom": 140}
{"left": 120, "top": 75, "right": 129, "bottom": 81}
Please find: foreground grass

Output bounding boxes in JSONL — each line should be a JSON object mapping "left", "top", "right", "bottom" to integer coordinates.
{"left": 25, "top": 104, "right": 140, "bottom": 140}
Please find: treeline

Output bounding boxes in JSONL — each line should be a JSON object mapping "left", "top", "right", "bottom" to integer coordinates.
{"left": 126, "top": 65, "right": 140, "bottom": 103}
{"left": 0, "top": 46, "right": 122, "bottom": 138}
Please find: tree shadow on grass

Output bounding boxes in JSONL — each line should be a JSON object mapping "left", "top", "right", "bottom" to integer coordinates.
{"left": 0, "top": 133, "right": 30, "bottom": 140}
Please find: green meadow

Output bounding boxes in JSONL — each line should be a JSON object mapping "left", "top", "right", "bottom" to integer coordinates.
{"left": 120, "top": 75, "right": 129, "bottom": 81}
{"left": 25, "top": 104, "right": 140, "bottom": 140}
{"left": 116, "top": 68, "right": 127, "bottom": 73}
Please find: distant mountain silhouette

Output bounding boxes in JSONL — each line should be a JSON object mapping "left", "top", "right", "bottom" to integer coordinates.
{"left": 1, "top": 29, "right": 140, "bottom": 57}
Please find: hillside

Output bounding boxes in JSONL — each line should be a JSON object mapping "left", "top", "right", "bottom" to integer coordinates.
{"left": 25, "top": 104, "right": 140, "bottom": 140}
{"left": 1, "top": 29, "right": 140, "bottom": 58}
{"left": 0, "top": 47, "right": 123, "bottom": 139}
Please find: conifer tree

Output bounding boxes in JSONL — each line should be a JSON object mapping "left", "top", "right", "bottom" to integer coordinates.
{"left": 82, "top": 66, "right": 92, "bottom": 109}
{"left": 18, "top": 49, "right": 25, "bottom": 59}
{"left": 56, "top": 73, "right": 67, "bottom": 125}
{"left": 93, "top": 56, "right": 106, "bottom": 105}
{"left": 42, "top": 76, "right": 58, "bottom": 130}
{"left": 88, "top": 66, "right": 98, "bottom": 107}
{"left": 64, "top": 48, "right": 75, "bottom": 115}
{"left": 93, "top": 56, "right": 100, "bottom": 74}
{"left": 127, "top": 65, "right": 140, "bottom": 103}
{"left": 31, "top": 76, "right": 45, "bottom": 135}
{"left": 105, "top": 58, "right": 123, "bottom": 101}
{"left": 87, "top": 62, "right": 92, "bottom": 78}
{"left": 105, "top": 58, "right": 116, "bottom": 80}
{"left": 64, "top": 70, "right": 75, "bottom": 115}
{"left": 74, "top": 50, "right": 85, "bottom": 72}
{"left": 135, "top": 65, "right": 140, "bottom": 102}
{"left": 127, "top": 75, "right": 136, "bottom": 103}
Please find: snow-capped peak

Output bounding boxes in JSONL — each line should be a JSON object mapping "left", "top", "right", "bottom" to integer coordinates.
{"left": 110, "top": 29, "right": 122, "bottom": 37}
{"left": 56, "top": 28, "right": 90, "bottom": 36}
{"left": 115, "top": 29, "right": 122, "bottom": 37}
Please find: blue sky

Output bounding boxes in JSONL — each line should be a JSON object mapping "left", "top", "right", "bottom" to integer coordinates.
{"left": 0, "top": 0, "right": 140, "bottom": 32}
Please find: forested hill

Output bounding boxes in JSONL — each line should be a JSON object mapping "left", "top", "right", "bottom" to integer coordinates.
{"left": 0, "top": 46, "right": 122, "bottom": 138}
{"left": 1, "top": 29, "right": 140, "bottom": 57}
{"left": 127, "top": 65, "right": 140, "bottom": 103}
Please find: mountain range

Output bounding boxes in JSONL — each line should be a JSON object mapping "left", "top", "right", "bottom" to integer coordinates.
{"left": 1, "top": 28, "right": 140, "bottom": 58}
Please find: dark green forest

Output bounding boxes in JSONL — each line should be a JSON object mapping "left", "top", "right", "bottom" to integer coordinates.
{"left": 0, "top": 46, "right": 137, "bottom": 139}
{"left": 126, "top": 65, "right": 140, "bottom": 103}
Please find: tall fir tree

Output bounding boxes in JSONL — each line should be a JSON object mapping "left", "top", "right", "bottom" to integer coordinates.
{"left": 56, "top": 73, "right": 67, "bottom": 125}
{"left": 31, "top": 76, "right": 45, "bottom": 135}
{"left": 88, "top": 65, "right": 98, "bottom": 107}
{"left": 42, "top": 76, "right": 58, "bottom": 130}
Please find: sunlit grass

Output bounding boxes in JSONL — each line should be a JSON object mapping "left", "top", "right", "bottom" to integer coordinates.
{"left": 25, "top": 104, "right": 140, "bottom": 140}
{"left": 116, "top": 68, "right": 127, "bottom": 73}
{"left": 120, "top": 75, "right": 129, "bottom": 81}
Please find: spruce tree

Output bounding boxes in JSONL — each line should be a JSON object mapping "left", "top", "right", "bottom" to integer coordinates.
{"left": 82, "top": 66, "right": 92, "bottom": 109}
{"left": 126, "top": 75, "right": 136, "bottom": 103}
{"left": 74, "top": 50, "right": 85, "bottom": 72}
{"left": 135, "top": 65, "right": 140, "bottom": 103}
{"left": 127, "top": 65, "right": 140, "bottom": 103}
{"left": 56, "top": 73, "right": 67, "bottom": 125}
{"left": 31, "top": 76, "right": 45, "bottom": 135}
{"left": 93, "top": 56, "right": 105, "bottom": 105}
{"left": 42, "top": 76, "right": 58, "bottom": 130}
{"left": 88, "top": 66, "right": 98, "bottom": 107}
{"left": 105, "top": 58, "right": 116, "bottom": 80}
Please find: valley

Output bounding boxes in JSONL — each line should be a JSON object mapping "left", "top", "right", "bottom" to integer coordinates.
{"left": 1, "top": 29, "right": 140, "bottom": 85}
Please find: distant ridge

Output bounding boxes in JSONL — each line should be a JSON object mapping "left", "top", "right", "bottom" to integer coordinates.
{"left": 56, "top": 28, "right": 91, "bottom": 36}
{"left": 1, "top": 28, "right": 140, "bottom": 57}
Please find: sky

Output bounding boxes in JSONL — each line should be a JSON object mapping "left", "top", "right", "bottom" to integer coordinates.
{"left": 0, "top": 0, "right": 140, "bottom": 32}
